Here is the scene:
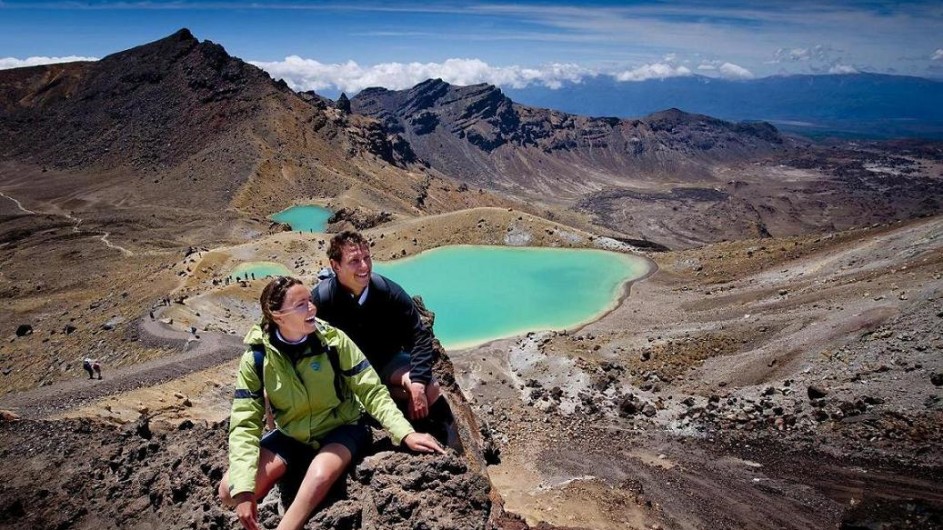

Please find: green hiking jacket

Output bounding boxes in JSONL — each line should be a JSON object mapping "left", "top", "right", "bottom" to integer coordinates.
{"left": 227, "top": 321, "right": 415, "bottom": 496}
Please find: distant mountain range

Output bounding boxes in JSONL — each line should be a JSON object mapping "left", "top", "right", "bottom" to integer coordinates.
{"left": 351, "top": 79, "right": 788, "bottom": 200}
{"left": 497, "top": 74, "right": 943, "bottom": 140}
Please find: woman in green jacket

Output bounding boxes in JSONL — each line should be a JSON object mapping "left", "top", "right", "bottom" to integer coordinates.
{"left": 218, "top": 276, "right": 444, "bottom": 530}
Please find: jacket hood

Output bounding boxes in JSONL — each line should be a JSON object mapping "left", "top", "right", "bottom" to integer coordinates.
{"left": 243, "top": 323, "right": 266, "bottom": 345}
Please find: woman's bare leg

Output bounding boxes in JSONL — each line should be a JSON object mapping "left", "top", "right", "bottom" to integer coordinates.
{"left": 218, "top": 448, "right": 287, "bottom": 506}
{"left": 276, "top": 443, "right": 352, "bottom": 530}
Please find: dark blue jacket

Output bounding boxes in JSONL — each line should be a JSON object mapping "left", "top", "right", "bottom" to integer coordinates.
{"left": 311, "top": 273, "right": 435, "bottom": 385}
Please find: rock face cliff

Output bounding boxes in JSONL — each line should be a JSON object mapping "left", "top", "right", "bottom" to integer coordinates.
{"left": 352, "top": 79, "right": 786, "bottom": 199}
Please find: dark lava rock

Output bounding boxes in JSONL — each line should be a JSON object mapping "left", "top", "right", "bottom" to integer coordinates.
{"left": 133, "top": 417, "right": 152, "bottom": 440}
{"left": 619, "top": 397, "right": 639, "bottom": 417}
{"left": 15, "top": 324, "right": 32, "bottom": 337}
{"left": 931, "top": 373, "right": 943, "bottom": 387}
{"left": 327, "top": 207, "right": 393, "bottom": 231}
{"left": 808, "top": 385, "right": 829, "bottom": 400}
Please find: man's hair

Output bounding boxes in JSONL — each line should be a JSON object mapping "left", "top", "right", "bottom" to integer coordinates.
{"left": 328, "top": 230, "right": 369, "bottom": 263}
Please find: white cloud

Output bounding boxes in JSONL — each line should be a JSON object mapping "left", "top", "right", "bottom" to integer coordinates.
{"left": 933, "top": 49, "right": 943, "bottom": 61}
{"left": 250, "top": 57, "right": 591, "bottom": 94}
{"left": 771, "top": 45, "right": 834, "bottom": 63}
{"left": 0, "top": 56, "right": 98, "bottom": 70}
{"left": 828, "top": 64, "right": 858, "bottom": 74}
{"left": 718, "top": 62, "right": 754, "bottom": 79}
{"left": 614, "top": 63, "right": 691, "bottom": 82}
{"left": 697, "top": 63, "right": 716, "bottom": 70}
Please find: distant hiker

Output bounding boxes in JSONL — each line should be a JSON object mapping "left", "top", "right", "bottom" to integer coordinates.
{"left": 312, "top": 230, "right": 456, "bottom": 445}
{"left": 83, "top": 358, "right": 102, "bottom": 380}
{"left": 219, "top": 276, "right": 444, "bottom": 530}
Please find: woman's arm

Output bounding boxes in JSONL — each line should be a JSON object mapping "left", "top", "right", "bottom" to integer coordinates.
{"left": 335, "top": 333, "right": 416, "bottom": 445}
{"left": 227, "top": 349, "right": 267, "bottom": 498}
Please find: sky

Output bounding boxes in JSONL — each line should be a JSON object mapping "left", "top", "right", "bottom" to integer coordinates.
{"left": 1, "top": 0, "right": 941, "bottom": 95}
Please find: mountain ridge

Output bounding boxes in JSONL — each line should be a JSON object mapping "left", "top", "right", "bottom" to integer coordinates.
{"left": 0, "top": 29, "right": 514, "bottom": 219}
{"left": 501, "top": 72, "right": 943, "bottom": 139}
{"left": 351, "top": 78, "right": 788, "bottom": 200}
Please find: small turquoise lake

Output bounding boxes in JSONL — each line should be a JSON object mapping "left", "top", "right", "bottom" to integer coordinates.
{"left": 374, "top": 246, "right": 650, "bottom": 349}
{"left": 271, "top": 205, "right": 332, "bottom": 232}
{"left": 229, "top": 261, "right": 291, "bottom": 281}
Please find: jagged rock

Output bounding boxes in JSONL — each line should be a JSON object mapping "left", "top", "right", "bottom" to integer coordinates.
{"left": 618, "top": 395, "right": 641, "bottom": 417}
{"left": 327, "top": 207, "right": 393, "bottom": 231}
{"left": 335, "top": 92, "right": 351, "bottom": 114}
{"left": 133, "top": 417, "right": 152, "bottom": 440}
{"left": 807, "top": 385, "right": 829, "bottom": 400}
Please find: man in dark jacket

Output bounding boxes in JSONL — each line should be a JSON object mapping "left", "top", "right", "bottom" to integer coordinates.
{"left": 312, "top": 231, "right": 453, "bottom": 440}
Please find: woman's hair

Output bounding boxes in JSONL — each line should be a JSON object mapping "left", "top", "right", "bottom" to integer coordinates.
{"left": 259, "top": 276, "right": 302, "bottom": 331}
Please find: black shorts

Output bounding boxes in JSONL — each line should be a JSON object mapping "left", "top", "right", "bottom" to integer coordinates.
{"left": 260, "top": 420, "right": 371, "bottom": 469}
{"left": 376, "top": 351, "right": 411, "bottom": 385}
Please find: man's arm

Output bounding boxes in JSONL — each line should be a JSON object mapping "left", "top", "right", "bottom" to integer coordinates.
{"left": 388, "top": 281, "right": 435, "bottom": 386}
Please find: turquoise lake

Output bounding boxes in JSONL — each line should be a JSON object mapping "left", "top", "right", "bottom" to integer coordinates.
{"left": 270, "top": 205, "right": 332, "bottom": 232}
{"left": 373, "top": 246, "right": 650, "bottom": 349}
{"left": 229, "top": 261, "right": 291, "bottom": 281}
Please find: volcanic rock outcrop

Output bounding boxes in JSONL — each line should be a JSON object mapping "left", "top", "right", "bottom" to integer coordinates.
{"left": 352, "top": 79, "right": 786, "bottom": 198}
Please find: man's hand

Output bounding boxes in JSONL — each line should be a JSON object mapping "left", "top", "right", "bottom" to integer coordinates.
{"left": 407, "top": 381, "right": 429, "bottom": 420}
{"left": 404, "top": 432, "right": 446, "bottom": 454}
{"left": 233, "top": 492, "right": 259, "bottom": 530}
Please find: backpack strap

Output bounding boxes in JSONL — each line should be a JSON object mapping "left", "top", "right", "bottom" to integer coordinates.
{"left": 323, "top": 344, "right": 346, "bottom": 401}
{"left": 250, "top": 343, "right": 266, "bottom": 394}
{"left": 313, "top": 278, "right": 332, "bottom": 305}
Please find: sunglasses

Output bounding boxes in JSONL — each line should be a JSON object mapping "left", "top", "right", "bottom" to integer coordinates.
{"left": 273, "top": 298, "right": 315, "bottom": 316}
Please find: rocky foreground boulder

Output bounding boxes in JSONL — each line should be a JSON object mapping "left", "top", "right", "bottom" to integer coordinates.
{"left": 0, "top": 416, "right": 505, "bottom": 530}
